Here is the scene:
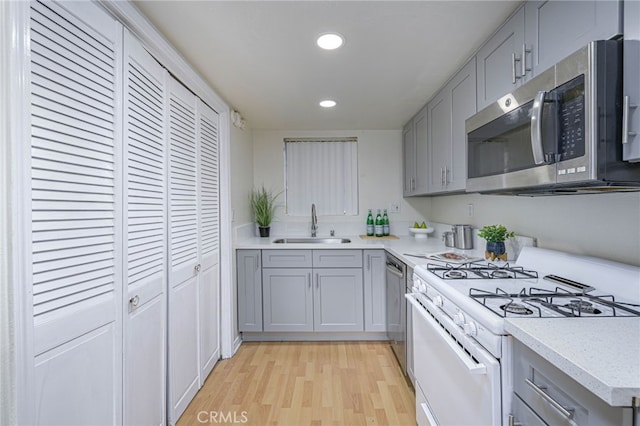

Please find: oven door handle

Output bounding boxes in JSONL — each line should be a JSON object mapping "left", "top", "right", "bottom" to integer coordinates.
{"left": 530, "top": 90, "right": 547, "bottom": 165}
{"left": 408, "top": 296, "right": 487, "bottom": 375}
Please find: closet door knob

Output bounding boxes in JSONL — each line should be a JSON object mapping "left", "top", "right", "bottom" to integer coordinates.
{"left": 129, "top": 295, "right": 139, "bottom": 307}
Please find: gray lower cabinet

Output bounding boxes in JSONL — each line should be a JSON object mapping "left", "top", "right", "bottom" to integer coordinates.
{"left": 238, "top": 249, "right": 374, "bottom": 334}
{"left": 363, "top": 250, "right": 386, "bottom": 332}
{"left": 313, "top": 268, "right": 363, "bottom": 332}
{"left": 263, "top": 268, "right": 313, "bottom": 331}
{"left": 237, "top": 250, "right": 262, "bottom": 332}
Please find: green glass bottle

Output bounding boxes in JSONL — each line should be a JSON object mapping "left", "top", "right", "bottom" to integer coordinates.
{"left": 366, "top": 209, "right": 374, "bottom": 236}
{"left": 375, "top": 209, "right": 383, "bottom": 237}
{"left": 382, "top": 209, "right": 390, "bottom": 236}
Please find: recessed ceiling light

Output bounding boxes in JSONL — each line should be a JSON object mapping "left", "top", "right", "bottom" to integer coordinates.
{"left": 316, "top": 33, "right": 344, "bottom": 50}
{"left": 319, "top": 100, "right": 337, "bottom": 108}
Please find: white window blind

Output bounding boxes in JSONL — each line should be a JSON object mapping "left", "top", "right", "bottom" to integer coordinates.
{"left": 284, "top": 138, "right": 358, "bottom": 216}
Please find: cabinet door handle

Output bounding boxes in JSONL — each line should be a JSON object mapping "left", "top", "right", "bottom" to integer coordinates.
{"left": 256, "top": 254, "right": 261, "bottom": 271}
{"left": 444, "top": 167, "right": 449, "bottom": 185}
{"left": 440, "top": 167, "right": 444, "bottom": 186}
{"left": 623, "top": 95, "right": 637, "bottom": 144}
{"left": 521, "top": 43, "right": 531, "bottom": 77}
{"left": 367, "top": 254, "right": 371, "bottom": 271}
{"left": 315, "top": 273, "right": 319, "bottom": 288}
{"left": 511, "top": 52, "right": 522, "bottom": 84}
{"left": 525, "top": 378, "right": 575, "bottom": 420}
{"left": 308, "top": 273, "right": 311, "bottom": 288}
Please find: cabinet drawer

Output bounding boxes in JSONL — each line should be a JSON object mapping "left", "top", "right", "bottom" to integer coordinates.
{"left": 513, "top": 340, "right": 627, "bottom": 425}
{"left": 262, "top": 250, "right": 312, "bottom": 268}
{"left": 313, "top": 249, "right": 363, "bottom": 268}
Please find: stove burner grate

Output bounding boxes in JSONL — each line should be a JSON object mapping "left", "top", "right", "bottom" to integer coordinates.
{"left": 445, "top": 270, "right": 467, "bottom": 279}
{"left": 491, "top": 270, "right": 511, "bottom": 279}
{"left": 565, "top": 299, "right": 602, "bottom": 315}
{"left": 500, "top": 302, "right": 533, "bottom": 315}
{"left": 426, "top": 262, "right": 538, "bottom": 280}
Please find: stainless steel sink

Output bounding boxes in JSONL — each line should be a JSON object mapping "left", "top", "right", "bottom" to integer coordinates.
{"left": 272, "top": 237, "right": 351, "bottom": 244}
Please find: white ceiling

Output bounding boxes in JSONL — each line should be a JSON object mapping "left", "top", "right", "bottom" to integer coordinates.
{"left": 133, "top": 1, "right": 522, "bottom": 131}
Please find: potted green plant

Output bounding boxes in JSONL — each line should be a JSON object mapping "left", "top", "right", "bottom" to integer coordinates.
{"left": 250, "top": 186, "right": 280, "bottom": 237}
{"left": 477, "top": 224, "right": 515, "bottom": 261}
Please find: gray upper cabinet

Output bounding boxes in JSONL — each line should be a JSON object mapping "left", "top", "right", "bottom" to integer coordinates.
{"left": 402, "top": 122, "right": 416, "bottom": 196}
{"left": 449, "top": 59, "right": 476, "bottom": 191}
{"left": 403, "top": 106, "right": 429, "bottom": 196}
{"left": 428, "top": 58, "right": 476, "bottom": 194}
{"left": 363, "top": 250, "right": 386, "bottom": 332}
{"left": 237, "top": 250, "right": 262, "bottom": 332}
{"left": 624, "top": 0, "right": 640, "bottom": 162}
{"left": 427, "top": 90, "right": 450, "bottom": 192}
{"left": 476, "top": 7, "right": 525, "bottom": 111}
{"left": 523, "top": 1, "right": 622, "bottom": 80}
{"left": 476, "top": 1, "right": 621, "bottom": 111}
{"left": 414, "top": 108, "right": 430, "bottom": 195}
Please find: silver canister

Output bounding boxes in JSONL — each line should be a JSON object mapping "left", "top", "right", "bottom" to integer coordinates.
{"left": 452, "top": 225, "right": 474, "bottom": 250}
{"left": 442, "top": 231, "right": 456, "bottom": 248}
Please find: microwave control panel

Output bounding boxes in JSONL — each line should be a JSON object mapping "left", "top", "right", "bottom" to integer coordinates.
{"left": 557, "top": 75, "right": 586, "bottom": 161}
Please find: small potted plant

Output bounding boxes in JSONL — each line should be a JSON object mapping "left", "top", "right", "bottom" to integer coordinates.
{"left": 250, "top": 186, "right": 280, "bottom": 237}
{"left": 477, "top": 224, "right": 515, "bottom": 261}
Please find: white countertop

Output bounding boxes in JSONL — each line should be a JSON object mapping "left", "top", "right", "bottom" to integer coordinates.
{"left": 234, "top": 234, "right": 461, "bottom": 270}
{"left": 505, "top": 317, "right": 640, "bottom": 407}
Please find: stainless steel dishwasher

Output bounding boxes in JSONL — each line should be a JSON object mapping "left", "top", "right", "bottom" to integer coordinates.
{"left": 386, "top": 252, "right": 407, "bottom": 375}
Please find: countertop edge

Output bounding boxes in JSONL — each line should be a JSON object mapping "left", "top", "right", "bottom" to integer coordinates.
{"left": 505, "top": 318, "right": 640, "bottom": 407}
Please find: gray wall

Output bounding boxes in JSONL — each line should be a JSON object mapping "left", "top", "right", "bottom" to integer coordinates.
{"left": 426, "top": 192, "right": 640, "bottom": 266}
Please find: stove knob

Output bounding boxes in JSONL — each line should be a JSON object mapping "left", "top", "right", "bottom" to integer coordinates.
{"left": 453, "top": 312, "right": 465, "bottom": 326}
{"left": 463, "top": 321, "right": 478, "bottom": 337}
{"left": 433, "top": 295, "right": 444, "bottom": 308}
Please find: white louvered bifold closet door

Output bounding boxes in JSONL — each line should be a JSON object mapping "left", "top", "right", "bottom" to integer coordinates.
{"left": 123, "top": 29, "right": 166, "bottom": 426}
{"left": 168, "top": 76, "right": 200, "bottom": 422}
{"left": 197, "top": 100, "right": 220, "bottom": 382}
{"left": 29, "top": 1, "right": 123, "bottom": 424}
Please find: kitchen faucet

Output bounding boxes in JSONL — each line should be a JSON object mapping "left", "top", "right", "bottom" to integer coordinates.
{"left": 311, "top": 203, "right": 318, "bottom": 237}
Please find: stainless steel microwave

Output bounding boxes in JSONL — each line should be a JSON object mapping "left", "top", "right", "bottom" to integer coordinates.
{"left": 465, "top": 40, "right": 640, "bottom": 195}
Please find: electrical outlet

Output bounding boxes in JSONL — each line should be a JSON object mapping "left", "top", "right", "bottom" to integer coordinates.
{"left": 467, "top": 203, "right": 474, "bottom": 217}
{"left": 389, "top": 202, "right": 400, "bottom": 213}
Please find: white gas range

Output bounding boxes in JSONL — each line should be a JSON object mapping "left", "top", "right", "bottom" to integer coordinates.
{"left": 407, "top": 246, "right": 640, "bottom": 426}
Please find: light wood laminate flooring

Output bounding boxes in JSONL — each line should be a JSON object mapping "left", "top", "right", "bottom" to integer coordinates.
{"left": 177, "top": 341, "right": 415, "bottom": 426}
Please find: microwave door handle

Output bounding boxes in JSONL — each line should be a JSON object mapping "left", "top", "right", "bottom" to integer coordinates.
{"left": 530, "top": 91, "right": 547, "bottom": 165}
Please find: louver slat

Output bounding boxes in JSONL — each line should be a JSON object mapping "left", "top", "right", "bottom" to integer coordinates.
{"left": 198, "top": 103, "right": 219, "bottom": 259}
{"left": 169, "top": 85, "right": 198, "bottom": 275}
{"left": 126, "top": 49, "right": 165, "bottom": 289}
{"left": 30, "top": 0, "right": 117, "bottom": 319}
